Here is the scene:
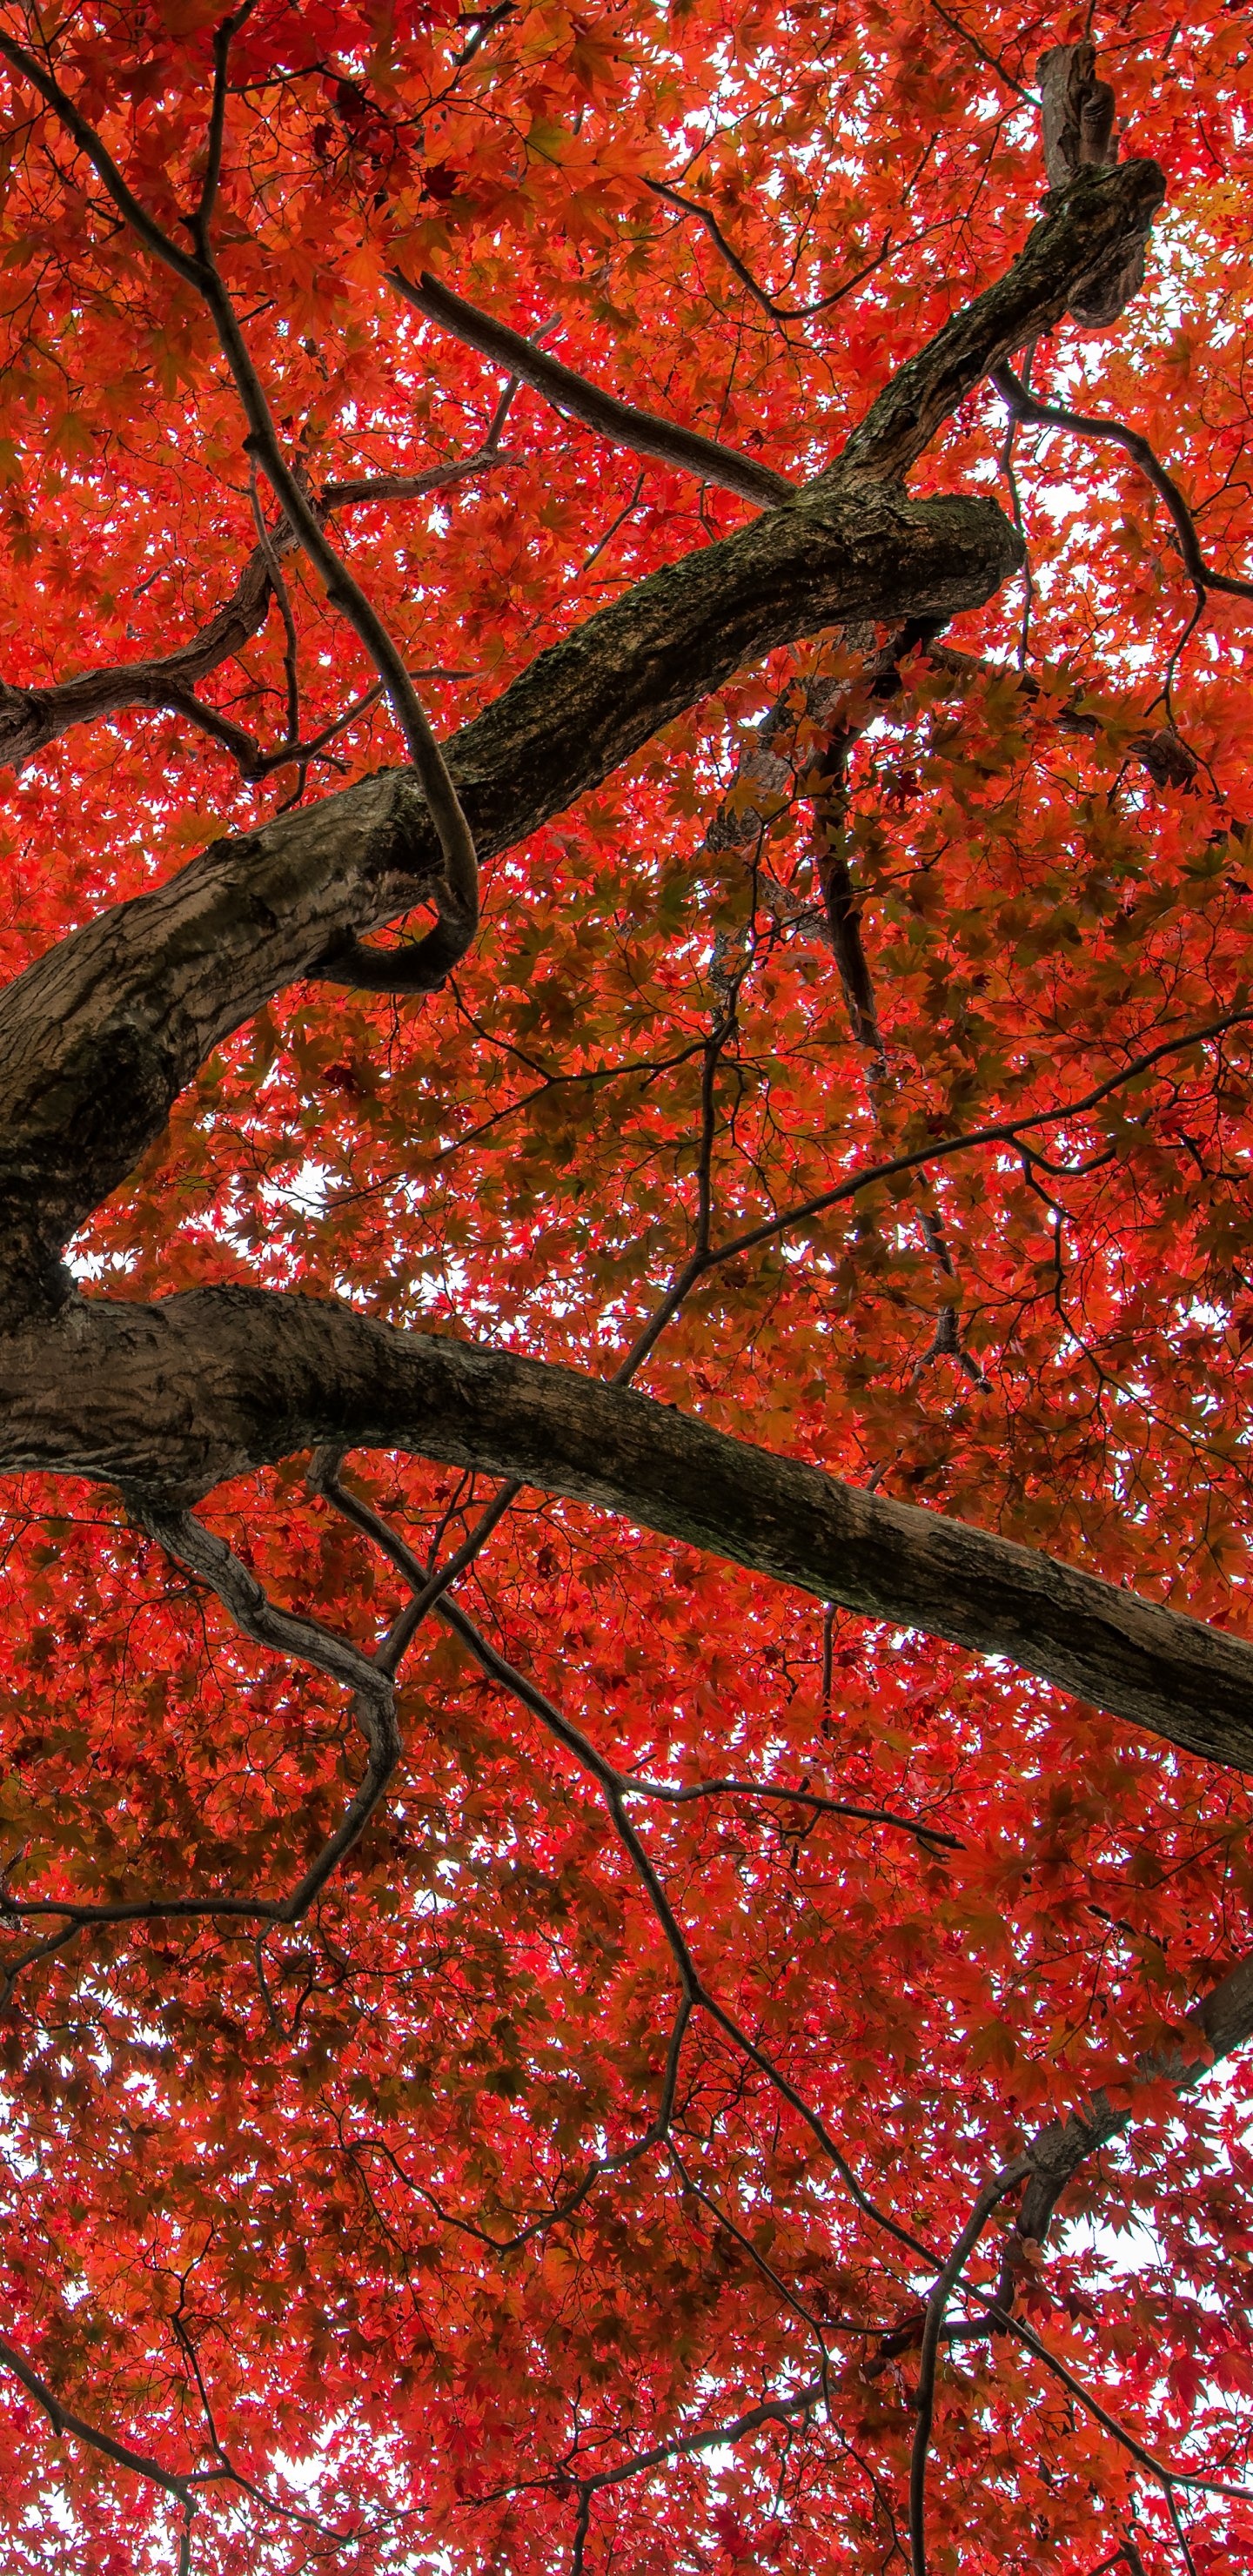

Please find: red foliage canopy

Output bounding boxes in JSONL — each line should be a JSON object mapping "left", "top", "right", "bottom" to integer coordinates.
{"left": 0, "top": 4, "right": 1250, "bottom": 2573}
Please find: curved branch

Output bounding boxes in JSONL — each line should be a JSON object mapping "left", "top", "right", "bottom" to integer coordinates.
{"left": 200, "top": 262, "right": 480, "bottom": 981}
{"left": 0, "top": 452, "right": 519, "bottom": 778}
{"left": 835, "top": 159, "right": 1163, "bottom": 485}
{"left": 0, "top": 135, "right": 1167, "bottom": 1312}
{"left": 0, "top": 2325, "right": 191, "bottom": 2501}
{"left": 642, "top": 176, "right": 896, "bottom": 325}
{"left": 619, "top": 1771, "right": 961, "bottom": 1850}
{"left": 0, "top": 38, "right": 479, "bottom": 985}
{"left": 0, "top": 477, "right": 1016, "bottom": 1316}
{"left": 133, "top": 1505, "right": 400, "bottom": 1921}
{"left": 993, "top": 362, "right": 1253, "bottom": 602}
{"left": 0, "top": 538, "right": 280, "bottom": 772}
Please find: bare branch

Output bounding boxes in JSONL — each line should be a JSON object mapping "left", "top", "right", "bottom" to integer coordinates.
{"left": 191, "top": 4, "right": 258, "bottom": 249}
{"left": 1039, "top": 42, "right": 1117, "bottom": 190}
{"left": 321, "top": 445, "right": 523, "bottom": 508}
{"left": 248, "top": 460, "right": 301, "bottom": 746}
{"left": 909, "top": 2163, "right": 1029, "bottom": 2576}
{"left": 0, "top": 32, "right": 203, "bottom": 285}
{"left": 643, "top": 177, "right": 897, "bottom": 325}
{"left": 132, "top": 1505, "right": 400, "bottom": 1922}
{"left": 389, "top": 267, "right": 797, "bottom": 508}
{"left": 0, "top": 537, "right": 283, "bottom": 772}
{"left": 0, "top": 451, "right": 515, "bottom": 777}
{"left": 1012, "top": 1948, "right": 1253, "bottom": 2257}
{"left": 928, "top": 2, "right": 1037, "bottom": 103}
{"left": 0, "top": 2324, "right": 191, "bottom": 2500}
{"left": 8, "top": 1268, "right": 1253, "bottom": 1772}
{"left": 619, "top": 1770, "right": 961, "bottom": 1851}
{"left": 0, "top": 40, "right": 479, "bottom": 986}
{"left": 579, "top": 2377, "right": 820, "bottom": 2493}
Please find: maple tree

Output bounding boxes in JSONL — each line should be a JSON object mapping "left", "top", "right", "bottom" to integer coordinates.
{"left": 2, "top": 0, "right": 1253, "bottom": 2568}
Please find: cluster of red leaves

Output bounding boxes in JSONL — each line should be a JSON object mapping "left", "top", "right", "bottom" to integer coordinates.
{"left": 1, "top": 1, "right": 1253, "bottom": 2571}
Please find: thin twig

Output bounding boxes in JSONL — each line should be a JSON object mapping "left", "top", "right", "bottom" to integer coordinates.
{"left": 908, "top": 2163, "right": 1029, "bottom": 2576}
{"left": 192, "top": 4, "right": 258, "bottom": 246}
{"left": 247, "top": 459, "right": 301, "bottom": 746}
{"left": 928, "top": 0, "right": 1037, "bottom": 101}
{"left": 132, "top": 1506, "right": 401, "bottom": 1923}
{"left": 619, "top": 1771, "right": 961, "bottom": 1850}
{"left": 322, "top": 445, "right": 524, "bottom": 508}
{"left": 644, "top": 177, "right": 896, "bottom": 324}
{"left": 0, "top": 32, "right": 479, "bottom": 986}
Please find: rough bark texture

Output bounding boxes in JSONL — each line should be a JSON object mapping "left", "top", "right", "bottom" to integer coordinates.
{"left": 1039, "top": 43, "right": 1118, "bottom": 191}
{"left": 0, "top": 140, "right": 1200, "bottom": 1794}
{"left": 0, "top": 164, "right": 1167, "bottom": 1311}
{"left": 834, "top": 158, "right": 1163, "bottom": 480}
{"left": 1034, "top": 48, "right": 1150, "bottom": 326}
{"left": 4, "top": 1288, "right": 1253, "bottom": 1774}
{"left": 0, "top": 771, "right": 440, "bottom": 1317}
{"left": 0, "top": 480, "right": 1016, "bottom": 1316}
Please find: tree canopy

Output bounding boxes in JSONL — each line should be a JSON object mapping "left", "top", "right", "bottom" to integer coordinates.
{"left": 0, "top": 3, "right": 1251, "bottom": 2570}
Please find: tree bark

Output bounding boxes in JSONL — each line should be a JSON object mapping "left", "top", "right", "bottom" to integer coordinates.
{"left": 4, "top": 1286, "right": 1252, "bottom": 1773}
{"left": 0, "top": 144, "right": 1192, "bottom": 1790}
{"left": 1015, "top": 1949, "right": 1253, "bottom": 2251}
{"left": 0, "top": 480, "right": 1016, "bottom": 1318}
{"left": 834, "top": 159, "right": 1162, "bottom": 480}
{"left": 0, "top": 157, "right": 1164, "bottom": 1324}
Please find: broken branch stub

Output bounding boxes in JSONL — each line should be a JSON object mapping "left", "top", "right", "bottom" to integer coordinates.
{"left": 1038, "top": 44, "right": 1149, "bottom": 327}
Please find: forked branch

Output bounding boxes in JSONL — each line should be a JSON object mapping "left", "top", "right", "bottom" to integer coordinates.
{"left": 0, "top": 28, "right": 479, "bottom": 989}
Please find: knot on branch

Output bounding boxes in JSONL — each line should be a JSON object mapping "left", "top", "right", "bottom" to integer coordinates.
{"left": 1040, "top": 41, "right": 1118, "bottom": 188}
{"left": 1038, "top": 44, "right": 1153, "bottom": 326}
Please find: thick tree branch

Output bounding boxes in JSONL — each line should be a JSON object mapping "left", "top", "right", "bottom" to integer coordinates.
{"left": 3, "top": 1287, "right": 1253, "bottom": 1774}
{"left": 0, "top": 94, "right": 1202, "bottom": 1800}
{"left": 0, "top": 480, "right": 1016, "bottom": 1314}
{"left": 1039, "top": 43, "right": 1116, "bottom": 191}
{"left": 1033, "top": 44, "right": 1150, "bottom": 328}
{"left": 706, "top": 637, "right": 1200, "bottom": 863}
{"left": 835, "top": 158, "right": 1163, "bottom": 484}
{"left": 0, "top": 112, "right": 1167, "bottom": 1318}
